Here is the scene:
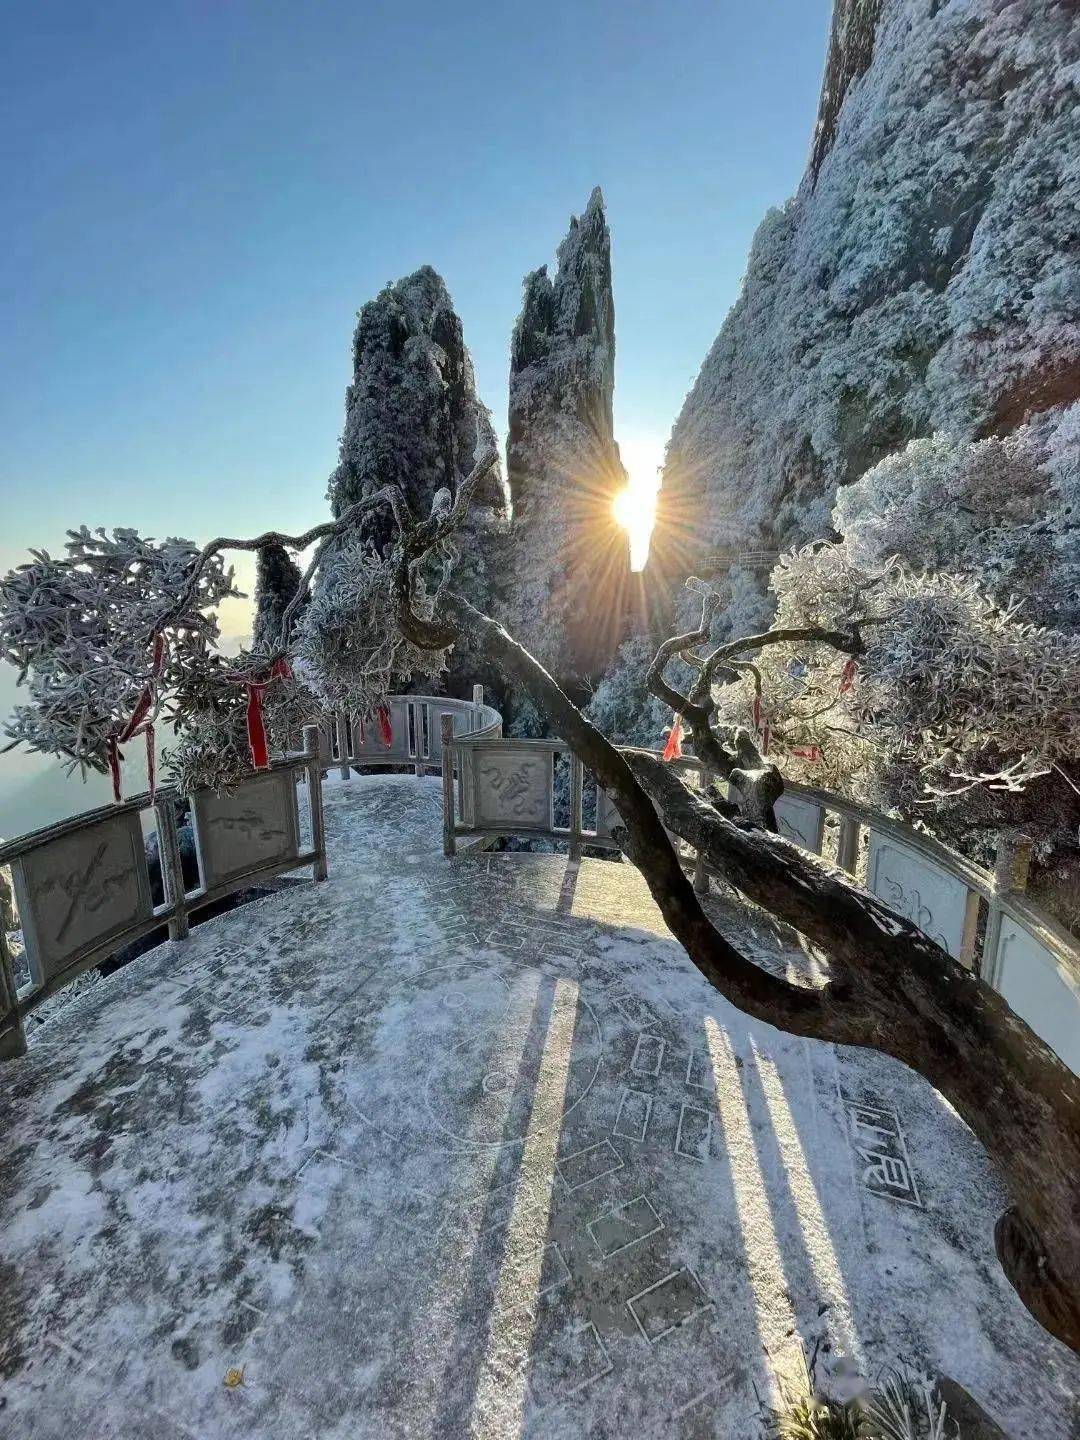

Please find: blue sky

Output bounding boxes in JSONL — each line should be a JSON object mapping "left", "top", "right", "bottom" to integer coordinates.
{"left": 1, "top": 0, "right": 829, "bottom": 827}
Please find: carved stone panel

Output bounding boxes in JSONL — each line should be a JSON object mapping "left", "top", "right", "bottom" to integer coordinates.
{"left": 994, "top": 918, "right": 1080, "bottom": 1075}
{"left": 10, "top": 810, "right": 153, "bottom": 985}
{"left": 474, "top": 748, "right": 551, "bottom": 830}
{"left": 594, "top": 788, "right": 622, "bottom": 840}
{"left": 192, "top": 771, "right": 300, "bottom": 888}
{"left": 866, "top": 833, "right": 977, "bottom": 960}
{"left": 774, "top": 795, "right": 825, "bottom": 854}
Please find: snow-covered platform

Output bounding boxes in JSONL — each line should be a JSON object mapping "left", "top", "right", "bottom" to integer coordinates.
{"left": 1, "top": 775, "right": 1077, "bottom": 1437}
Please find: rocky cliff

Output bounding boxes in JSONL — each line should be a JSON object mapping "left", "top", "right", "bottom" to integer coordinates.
{"left": 648, "top": 0, "right": 1080, "bottom": 626}
{"left": 327, "top": 266, "right": 506, "bottom": 547}
{"left": 501, "top": 189, "right": 632, "bottom": 682}
{"left": 322, "top": 267, "right": 508, "bottom": 691}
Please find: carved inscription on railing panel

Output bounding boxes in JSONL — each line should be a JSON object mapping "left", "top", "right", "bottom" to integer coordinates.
{"left": 774, "top": 795, "right": 825, "bottom": 855}
{"left": 11, "top": 810, "right": 152, "bottom": 983}
{"left": 192, "top": 771, "right": 300, "bottom": 887}
{"left": 474, "top": 750, "right": 551, "bottom": 829}
{"left": 866, "top": 834, "right": 975, "bottom": 960}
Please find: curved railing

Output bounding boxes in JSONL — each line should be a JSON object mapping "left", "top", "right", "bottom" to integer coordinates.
{"left": 0, "top": 727, "right": 328, "bottom": 1058}
{"left": 320, "top": 687, "right": 502, "bottom": 776}
{"left": 441, "top": 733, "right": 1080, "bottom": 1075}
{"left": 0, "top": 689, "right": 501, "bottom": 1059}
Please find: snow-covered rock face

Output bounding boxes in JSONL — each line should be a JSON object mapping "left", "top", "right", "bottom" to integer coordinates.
{"left": 322, "top": 266, "right": 508, "bottom": 690}
{"left": 649, "top": 0, "right": 1080, "bottom": 601}
{"left": 502, "top": 190, "right": 632, "bottom": 682}
{"left": 327, "top": 265, "right": 506, "bottom": 550}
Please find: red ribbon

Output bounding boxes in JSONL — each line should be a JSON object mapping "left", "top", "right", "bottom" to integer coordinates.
{"left": 108, "top": 633, "right": 166, "bottom": 802}
{"left": 792, "top": 744, "right": 822, "bottom": 762}
{"left": 839, "top": 658, "right": 858, "bottom": 694}
{"left": 231, "top": 657, "right": 292, "bottom": 772}
{"left": 377, "top": 704, "right": 392, "bottom": 749}
{"left": 662, "top": 714, "right": 684, "bottom": 762}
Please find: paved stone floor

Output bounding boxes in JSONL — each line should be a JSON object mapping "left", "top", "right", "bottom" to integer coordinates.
{"left": 1, "top": 775, "right": 1078, "bottom": 1438}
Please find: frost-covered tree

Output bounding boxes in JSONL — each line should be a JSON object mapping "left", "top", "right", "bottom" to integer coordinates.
{"left": 0, "top": 528, "right": 238, "bottom": 786}
{"left": 253, "top": 540, "right": 306, "bottom": 655}
{"left": 3, "top": 457, "right": 1080, "bottom": 1352}
{"left": 683, "top": 414, "right": 1080, "bottom": 912}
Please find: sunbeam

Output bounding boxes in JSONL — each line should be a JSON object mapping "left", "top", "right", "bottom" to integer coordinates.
{"left": 469, "top": 977, "right": 579, "bottom": 1438}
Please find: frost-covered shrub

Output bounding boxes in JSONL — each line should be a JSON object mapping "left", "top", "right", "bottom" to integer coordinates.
{"left": 0, "top": 528, "right": 236, "bottom": 779}
{"left": 836, "top": 410, "right": 1080, "bottom": 630}
{"left": 293, "top": 535, "right": 446, "bottom": 717}
{"left": 164, "top": 651, "right": 322, "bottom": 795}
{"left": 707, "top": 418, "right": 1080, "bottom": 883}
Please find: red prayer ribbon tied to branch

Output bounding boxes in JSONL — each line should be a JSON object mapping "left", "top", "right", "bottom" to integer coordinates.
{"left": 230, "top": 657, "right": 292, "bottom": 772}
{"left": 107, "top": 632, "right": 166, "bottom": 803}
{"left": 662, "top": 713, "right": 684, "bottom": 762}
{"left": 839, "top": 657, "right": 858, "bottom": 694}
{"left": 376, "top": 704, "right": 392, "bottom": 748}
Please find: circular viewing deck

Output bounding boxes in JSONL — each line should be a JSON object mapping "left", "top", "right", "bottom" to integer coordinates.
{"left": 1, "top": 774, "right": 1077, "bottom": 1437}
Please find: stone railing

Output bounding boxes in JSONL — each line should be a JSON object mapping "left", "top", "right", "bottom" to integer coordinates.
{"left": 0, "top": 689, "right": 501, "bottom": 1060}
{"left": 0, "top": 726, "right": 329, "bottom": 1060}
{"left": 442, "top": 734, "right": 1080, "bottom": 1076}
{"left": 320, "top": 686, "right": 502, "bottom": 778}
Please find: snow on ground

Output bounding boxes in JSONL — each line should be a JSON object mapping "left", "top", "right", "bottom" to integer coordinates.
{"left": 1, "top": 774, "right": 1077, "bottom": 1437}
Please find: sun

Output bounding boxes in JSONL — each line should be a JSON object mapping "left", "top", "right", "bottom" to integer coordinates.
{"left": 613, "top": 458, "right": 661, "bottom": 572}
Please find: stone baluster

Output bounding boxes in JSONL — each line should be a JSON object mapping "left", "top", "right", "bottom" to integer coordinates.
{"left": 835, "top": 814, "right": 860, "bottom": 875}
{"left": 569, "top": 755, "right": 584, "bottom": 863}
{"left": 154, "top": 793, "right": 190, "bottom": 941}
{"left": 0, "top": 875, "right": 26, "bottom": 1060}
{"left": 982, "top": 831, "right": 1033, "bottom": 985}
{"left": 442, "top": 714, "right": 457, "bottom": 857}
{"left": 303, "top": 724, "right": 328, "bottom": 882}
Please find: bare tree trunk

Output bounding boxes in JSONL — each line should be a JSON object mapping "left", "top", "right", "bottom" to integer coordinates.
{"left": 421, "top": 591, "right": 1080, "bottom": 1355}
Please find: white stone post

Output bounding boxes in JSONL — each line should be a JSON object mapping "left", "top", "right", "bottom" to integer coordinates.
{"left": 154, "top": 793, "right": 190, "bottom": 941}
{"left": 304, "top": 724, "right": 328, "bottom": 882}
{"left": 442, "top": 715, "right": 457, "bottom": 857}
{"left": 0, "top": 908, "right": 26, "bottom": 1061}
{"left": 335, "top": 711, "right": 351, "bottom": 782}
{"left": 569, "top": 755, "right": 584, "bottom": 863}
{"left": 983, "top": 831, "right": 1033, "bottom": 985}
{"left": 835, "top": 814, "right": 860, "bottom": 874}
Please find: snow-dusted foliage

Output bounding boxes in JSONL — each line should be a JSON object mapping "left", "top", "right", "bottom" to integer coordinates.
{"left": 164, "top": 651, "right": 321, "bottom": 796}
{"left": 651, "top": 0, "right": 1080, "bottom": 597}
{"left": 502, "top": 188, "right": 631, "bottom": 679}
{"left": 293, "top": 535, "right": 446, "bottom": 716}
{"left": 701, "top": 418, "right": 1080, "bottom": 882}
{"left": 0, "top": 528, "right": 236, "bottom": 779}
{"left": 837, "top": 407, "right": 1080, "bottom": 632}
